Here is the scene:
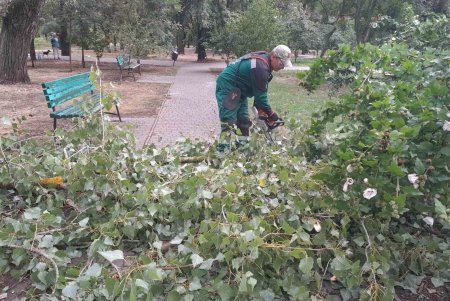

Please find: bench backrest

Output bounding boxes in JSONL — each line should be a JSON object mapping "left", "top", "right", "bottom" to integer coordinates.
{"left": 117, "top": 55, "right": 131, "bottom": 66}
{"left": 42, "top": 73, "right": 95, "bottom": 108}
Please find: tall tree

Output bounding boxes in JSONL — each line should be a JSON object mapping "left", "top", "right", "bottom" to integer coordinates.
{"left": 0, "top": 0, "right": 46, "bottom": 84}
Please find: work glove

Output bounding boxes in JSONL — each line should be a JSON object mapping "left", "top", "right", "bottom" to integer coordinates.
{"left": 266, "top": 112, "right": 283, "bottom": 130}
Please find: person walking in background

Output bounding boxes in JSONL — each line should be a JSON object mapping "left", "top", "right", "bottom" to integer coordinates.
{"left": 215, "top": 45, "right": 292, "bottom": 151}
{"left": 50, "top": 33, "right": 60, "bottom": 60}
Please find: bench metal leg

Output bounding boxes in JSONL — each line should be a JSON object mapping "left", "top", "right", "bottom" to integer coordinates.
{"left": 53, "top": 118, "right": 57, "bottom": 131}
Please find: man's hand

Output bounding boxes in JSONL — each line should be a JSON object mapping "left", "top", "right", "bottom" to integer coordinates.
{"left": 258, "top": 110, "right": 283, "bottom": 130}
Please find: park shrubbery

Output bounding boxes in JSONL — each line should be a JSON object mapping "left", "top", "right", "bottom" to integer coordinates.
{"left": 0, "top": 16, "right": 449, "bottom": 301}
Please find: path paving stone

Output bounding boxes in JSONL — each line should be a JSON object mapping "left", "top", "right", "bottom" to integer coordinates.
{"left": 137, "top": 75, "right": 175, "bottom": 84}
{"left": 145, "top": 61, "right": 222, "bottom": 148}
{"left": 110, "top": 117, "right": 155, "bottom": 149}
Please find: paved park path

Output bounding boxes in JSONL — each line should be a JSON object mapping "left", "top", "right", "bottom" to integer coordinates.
{"left": 144, "top": 60, "right": 223, "bottom": 147}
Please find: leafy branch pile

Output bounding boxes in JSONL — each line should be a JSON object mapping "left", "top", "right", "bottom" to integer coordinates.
{"left": 1, "top": 19, "right": 449, "bottom": 301}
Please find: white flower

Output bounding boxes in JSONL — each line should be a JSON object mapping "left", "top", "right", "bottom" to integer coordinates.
{"left": 313, "top": 221, "right": 322, "bottom": 232}
{"left": 363, "top": 178, "right": 369, "bottom": 184}
{"left": 363, "top": 188, "right": 377, "bottom": 200}
{"left": 346, "top": 164, "right": 353, "bottom": 173}
{"left": 423, "top": 216, "right": 434, "bottom": 226}
{"left": 343, "top": 177, "right": 354, "bottom": 192}
{"left": 443, "top": 120, "right": 450, "bottom": 132}
{"left": 408, "top": 173, "right": 419, "bottom": 184}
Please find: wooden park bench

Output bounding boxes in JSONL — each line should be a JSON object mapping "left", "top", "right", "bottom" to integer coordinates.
{"left": 116, "top": 55, "right": 141, "bottom": 82}
{"left": 42, "top": 72, "right": 121, "bottom": 131}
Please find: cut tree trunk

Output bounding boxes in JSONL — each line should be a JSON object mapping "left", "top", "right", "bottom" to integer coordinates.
{"left": 0, "top": 0, "right": 45, "bottom": 84}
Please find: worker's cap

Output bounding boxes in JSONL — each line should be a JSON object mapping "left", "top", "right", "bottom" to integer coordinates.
{"left": 272, "top": 45, "right": 293, "bottom": 68}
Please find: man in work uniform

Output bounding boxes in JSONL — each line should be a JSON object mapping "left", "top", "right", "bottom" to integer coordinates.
{"left": 215, "top": 45, "right": 292, "bottom": 150}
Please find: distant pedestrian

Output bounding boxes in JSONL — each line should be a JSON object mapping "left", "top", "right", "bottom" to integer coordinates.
{"left": 50, "top": 33, "right": 60, "bottom": 60}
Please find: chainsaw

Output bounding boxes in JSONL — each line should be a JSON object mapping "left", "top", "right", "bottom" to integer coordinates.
{"left": 252, "top": 106, "right": 284, "bottom": 144}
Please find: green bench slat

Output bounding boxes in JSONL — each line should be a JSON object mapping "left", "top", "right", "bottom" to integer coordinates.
{"left": 46, "top": 85, "right": 95, "bottom": 108}
{"left": 42, "top": 73, "right": 90, "bottom": 88}
{"left": 43, "top": 77, "right": 94, "bottom": 95}
{"left": 50, "top": 94, "right": 102, "bottom": 119}
{"left": 45, "top": 83, "right": 95, "bottom": 102}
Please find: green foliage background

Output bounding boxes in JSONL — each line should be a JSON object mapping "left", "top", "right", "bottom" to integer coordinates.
{"left": 210, "top": 0, "right": 287, "bottom": 57}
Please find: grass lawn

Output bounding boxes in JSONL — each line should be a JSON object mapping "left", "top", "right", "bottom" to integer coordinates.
{"left": 291, "top": 56, "right": 317, "bottom": 67}
{"left": 268, "top": 70, "right": 336, "bottom": 125}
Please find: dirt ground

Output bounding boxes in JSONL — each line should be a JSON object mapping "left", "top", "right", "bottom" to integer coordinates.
{"left": 0, "top": 58, "right": 175, "bottom": 138}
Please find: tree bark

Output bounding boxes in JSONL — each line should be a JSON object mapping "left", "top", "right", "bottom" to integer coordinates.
{"left": 30, "top": 39, "right": 36, "bottom": 68}
{"left": 58, "top": 0, "right": 70, "bottom": 56}
{"left": 320, "top": 25, "right": 336, "bottom": 57}
{"left": 176, "top": 29, "right": 186, "bottom": 54}
{"left": 0, "top": 0, "right": 45, "bottom": 84}
{"left": 354, "top": 0, "right": 379, "bottom": 44}
{"left": 196, "top": 27, "right": 207, "bottom": 62}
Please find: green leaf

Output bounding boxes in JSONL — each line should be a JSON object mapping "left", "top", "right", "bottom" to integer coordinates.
{"left": 388, "top": 163, "right": 405, "bottom": 177}
{"left": 23, "top": 207, "right": 41, "bottom": 220}
{"left": 85, "top": 263, "right": 102, "bottom": 277}
{"left": 439, "top": 146, "right": 450, "bottom": 156}
{"left": 414, "top": 158, "right": 426, "bottom": 174}
{"left": 189, "top": 277, "right": 202, "bottom": 291}
{"left": 146, "top": 264, "right": 164, "bottom": 281}
{"left": 435, "top": 200, "right": 446, "bottom": 215}
{"left": 260, "top": 289, "right": 276, "bottom": 301}
{"left": 279, "top": 169, "right": 289, "bottom": 182}
{"left": 123, "top": 225, "right": 136, "bottom": 239}
{"left": 201, "top": 190, "right": 213, "bottom": 199}
{"left": 78, "top": 217, "right": 89, "bottom": 227}
{"left": 62, "top": 283, "right": 79, "bottom": 299}
{"left": 218, "top": 284, "right": 235, "bottom": 301}
{"left": 135, "top": 279, "right": 149, "bottom": 292}
{"left": 430, "top": 277, "right": 445, "bottom": 288}
{"left": 247, "top": 277, "right": 257, "bottom": 291}
{"left": 199, "top": 258, "right": 214, "bottom": 270}
{"left": 98, "top": 250, "right": 124, "bottom": 263}
{"left": 191, "top": 254, "right": 204, "bottom": 267}
{"left": 166, "top": 291, "right": 181, "bottom": 301}
{"left": 299, "top": 257, "right": 314, "bottom": 274}
{"left": 331, "top": 256, "right": 352, "bottom": 271}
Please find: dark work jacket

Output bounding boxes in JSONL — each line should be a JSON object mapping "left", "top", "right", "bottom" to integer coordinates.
{"left": 216, "top": 52, "right": 274, "bottom": 115}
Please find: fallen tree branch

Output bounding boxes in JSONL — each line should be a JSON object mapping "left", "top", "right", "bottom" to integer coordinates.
{"left": 179, "top": 156, "right": 207, "bottom": 164}
{"left": 6, "top": 244, "right": 59, "bottom": 294}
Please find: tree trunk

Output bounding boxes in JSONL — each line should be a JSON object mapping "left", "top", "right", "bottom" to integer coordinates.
{"left": 176, "top": 30, "right": 186, "bottom": 54}
{"left": 320, "top": 25, "right": 336, "bottom": 57}
{"left": 30, "top": 39, "right": 36, "bottom": 68}
{"left": 196, "top": 27, "right": 207, "bottom": 62}
{"left": 59, "top": 0, "right": 70, "bottom": 56}
{"left": 0, "top": 0, "right": 45, "bottom": 84}
{"left": 354, "top": 0, "right": 379, "bottom": 44}
{"left": 59, "top": 22, "right": 70, "bottom": 56}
